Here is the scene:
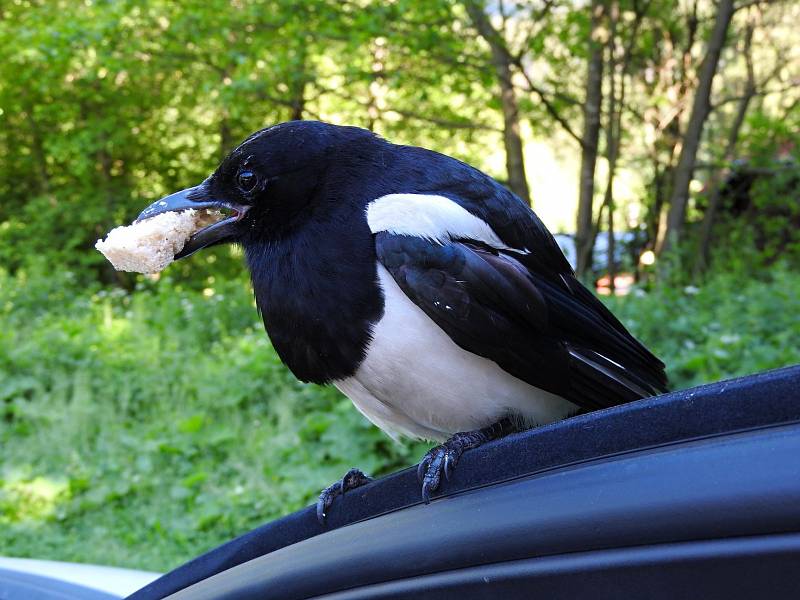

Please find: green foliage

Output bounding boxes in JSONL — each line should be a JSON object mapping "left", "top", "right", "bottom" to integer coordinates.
{"left": 0, "top": 0, "right": 498, "bottom": 282}
{"left": 2, "top": 264, "right": 799, "bottom": 571}
{"left": 605, "top": 264, "right": 800, "bottom": 390}
{"left": 696, "top": 108, "right": 800, "bottom": 273}
{"left": 0, "top": 266, "right": 427, "bottom": 571}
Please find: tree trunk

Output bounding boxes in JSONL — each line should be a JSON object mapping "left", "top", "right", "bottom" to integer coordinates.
{"left": 649, "top": 3, "right": 698, "bottom": 255}
{"left": 24, "top": 103, "right": 52, "bottom": 196}
{"left": 463, "top": 0, "right": 531, "bottom": 205}
{"left": 498, "top": 69, "right": 530, "bottom": 204}
{"left": 289, "top": 78, "right": 306, "bottom": 121}
{"left": 289, "top": 86, "right": 306, "bottom": 121}
{"left": 604, "top": 2, "right": 620, "bottom": 294}
{"left": 575, "top": 0, "right": 607, "bottom": 279}
{"left": 661, "top": 0, "right": 735, "bottom": 254}
{"left": 288, "top": 42, "right": 308, "bottom": 121}
{"left": 220, "top": 117, "right": 233, "bottom": 161}
{"left": 695, "top": 19, "right": 757, "bottom": 275}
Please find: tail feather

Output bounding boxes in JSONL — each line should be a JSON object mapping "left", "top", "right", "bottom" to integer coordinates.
{"left": 567, "top": 345, "right": 666, "bottom": 408}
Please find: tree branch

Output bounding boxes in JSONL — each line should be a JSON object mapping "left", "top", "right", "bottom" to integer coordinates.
{"left": 463, "top": 0, "right": 583, "bottom": 146}
{"left": 521, "top": 76, "right": 584, "bottom": 146}
{"left": 384, "top": 108, "right": 500, "bottom": 132}
{"left": 733, "top": 0, "right": 769, "bottom": 13}
{"left": 713, "top": 82, "right": 800, "bottom": 109}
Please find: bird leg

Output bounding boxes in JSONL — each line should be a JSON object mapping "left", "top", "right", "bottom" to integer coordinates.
{"left": 316, "top": 467, "right": 373, "bottom": 524}
{"left": 417, "top": 418, "right": 517, "bottom": 503}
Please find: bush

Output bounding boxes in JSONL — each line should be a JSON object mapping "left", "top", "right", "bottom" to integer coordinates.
{"left": 604, "top": 264, "right": 800, "bottom": 389}
{"left": 1, "top": 263, "right": 798, "bottom": 571}
{"left": 0, "top": 266, "right": 425, "bottom": 571}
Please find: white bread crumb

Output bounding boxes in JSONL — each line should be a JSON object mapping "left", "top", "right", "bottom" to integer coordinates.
{"left": 95, "top": 209, "right": 223, "bottom": 274}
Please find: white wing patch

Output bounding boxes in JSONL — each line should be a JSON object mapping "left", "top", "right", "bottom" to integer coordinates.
{"left": 366, "top": 193, "right": 526, "bottom": 253}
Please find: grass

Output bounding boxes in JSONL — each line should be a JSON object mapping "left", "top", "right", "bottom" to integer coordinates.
{"left": 1, "top": 263, "right": 798, "bottom": 572}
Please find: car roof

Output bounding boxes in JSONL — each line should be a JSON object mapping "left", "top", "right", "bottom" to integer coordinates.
{"left": 128, "top": 364, "right": 800, "bottom": 600}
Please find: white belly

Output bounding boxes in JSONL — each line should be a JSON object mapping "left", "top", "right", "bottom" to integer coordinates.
{"left": 334, "top": 265, "right": 578, "bottom": 441}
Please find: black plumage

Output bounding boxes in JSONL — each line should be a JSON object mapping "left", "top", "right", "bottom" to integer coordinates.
{"left": 138, "top": 120, "right": 668, "bottom": 512}
{"left": 377, "top": 233, "right": 666, "bottom": 410}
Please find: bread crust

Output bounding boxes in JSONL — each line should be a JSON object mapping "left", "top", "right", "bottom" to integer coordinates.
{"left": 96, "top": 209, "right": 222, "bottom": 274}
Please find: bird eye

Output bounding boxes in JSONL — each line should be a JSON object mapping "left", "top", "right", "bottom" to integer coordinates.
{"left": 237, "top": 170, "right": 257, "bottom": 193}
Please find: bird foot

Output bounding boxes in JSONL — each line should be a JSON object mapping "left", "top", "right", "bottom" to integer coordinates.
{"left": 316, "top": 467, "right": 373, "bottom": 524}
{"left": 417, "top": 418, "right": 517, "bottom": 503}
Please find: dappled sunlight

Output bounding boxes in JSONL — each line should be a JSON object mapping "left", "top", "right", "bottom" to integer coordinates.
{"left": 0, "top": 474, "right": 69, "bottom": 524}
{"left": 98, "top": 303, "right": 134, "bottom": 341}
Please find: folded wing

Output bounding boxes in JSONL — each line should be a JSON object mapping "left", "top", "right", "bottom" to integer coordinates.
{"left": 375, "top": 232, "right": 667, "bottom": 411}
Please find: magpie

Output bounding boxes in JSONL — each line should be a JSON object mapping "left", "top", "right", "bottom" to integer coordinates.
{"left": 138, "top": 121, "right": 668, "bottom": 521}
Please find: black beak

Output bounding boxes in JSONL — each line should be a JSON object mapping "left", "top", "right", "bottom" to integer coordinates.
{"left": 137, "top": 181, "right": 249, "bottom": 259}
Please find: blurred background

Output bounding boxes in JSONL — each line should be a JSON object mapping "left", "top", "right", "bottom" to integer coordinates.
{"left": 1, "top": 0, "right": 798, "bottom": 573}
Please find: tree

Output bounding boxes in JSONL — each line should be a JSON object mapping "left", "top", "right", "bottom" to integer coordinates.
{"left": 575, "top": 0, "right": 607, "bottom": 278}
{"left": 597, "top": 0, "right": 649, "bottom": 288}
{"left": 694, "top": 13, "right": 757, "bottom": 274}
{"left": 463, "top": 0, "right": 531, "bottom": 204}
{"left": 661, "top": 0, "right": 735, "bottom": 254}
{"left": 2, "top": 0, "right": 799, "bottom": 285}
{"left": 636, "top": 0, "right": 702, "bottom": 257}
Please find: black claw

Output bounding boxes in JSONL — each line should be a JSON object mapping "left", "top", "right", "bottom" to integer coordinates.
{"left": 316, "top": 468, "right": 373, "bottom": 525}
{"left": 417, "top": 448, "right": 444, "bottom": 502}
{"left": 419, "top": 447, "right": 445, "bottom": 502}
{"left": 443, "top": 453, "right": 454, "bottom": 481}
{"left": 417, "top": 457, "right": 429, "bottom": 483}
{"left": 421, "top": 479, "right": 432, "bottom": 504}
{"left": 415, "top": 419, "right": 518, "bottom": 505}
{"left": 316, "top": 486, "right": 337, "bottom": 524}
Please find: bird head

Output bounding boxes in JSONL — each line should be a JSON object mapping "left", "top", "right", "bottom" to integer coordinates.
{"left": 137, "top": 120, "right": 378, "bottom": 258}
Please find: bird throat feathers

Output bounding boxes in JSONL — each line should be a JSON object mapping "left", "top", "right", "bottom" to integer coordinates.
{"left": 244, "top": 216, "right": 383, "bottom": 385}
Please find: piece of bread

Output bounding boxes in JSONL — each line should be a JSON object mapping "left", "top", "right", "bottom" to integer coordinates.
{"left": 96, "top": 209, "right": 222, "bottom": 274}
